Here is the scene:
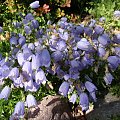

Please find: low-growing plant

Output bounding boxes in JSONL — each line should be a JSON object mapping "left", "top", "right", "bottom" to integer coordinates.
{"left": 0, "top": 1, "right": 120, "bottom": 119}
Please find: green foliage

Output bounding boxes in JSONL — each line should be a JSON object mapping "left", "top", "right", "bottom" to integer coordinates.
{"left": 89, "top": 0, "right": 120, "bottom": 18}
{"left": 0, "top": 88, "right": 25, "bottom": 120}
{"left": 0, "top": 41, "right": 10, "bottom": 57}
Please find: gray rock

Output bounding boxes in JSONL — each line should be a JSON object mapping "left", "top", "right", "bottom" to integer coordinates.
{"left": 27, "top": 95, "right": 73, "bottom": 120}
{"left": 86, "top": 93, "right": 120, "bottom": 120}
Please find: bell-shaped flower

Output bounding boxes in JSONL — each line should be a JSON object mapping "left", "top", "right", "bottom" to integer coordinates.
{"left": 76, "top": 25, "right": 84, "bottom": 34}
{"left": 35, "top": 69, "right": 47, "bottom": 85}
{"left": 89, "top": 91, "right": 97, "bottom": 102}
{"left": 98, "top": 33, "right": 110, "bottom": 46}
{"left": 1, "top": 65, "right": 10, "bottom": 78}
{"left": 88, "top": 19, "right": 96, "bottom": 28}
{"left": 30, "top": 1, "right": 40, "bottom": 9}
{"left": 17, "top": 52, "right": 25, "bottom": 66}
{"left": 18, "top": 36, "right": 26, "bottom": 46}
{"left": 0, "top": 86, "right": 11, "bottom": 100}
{"left": 24, "top": 26, "right": 32, "bottom": 35}
{"left": 22, "top": 61, "right": 32, "bottom": 76}
{"left": 13, "top": 74, "right": 24, "bottom": 88}
{"left": 24, "top": 77, "right": 39, "bottom": 92}
{"left": 98, "top": 47, "right": 106, "bottom": 57}
{"left": 85, "top": 81, "right": 97, "bottom": 93}
{"left": 10, "top": 36, "right": 18, "bottom": 46}
{"left": 9, "top": 67, "right": 19, "bottom": 81}
{"left": 25, "top": 13, "right": 34, "bottom": 21}
{"left": 13, "top": 22, "right": 21, "bottom": 28}
{"left": 64, "top": 74, "right": 70, "bottom": 81}
{"left": 77, "top": 38, "right": 93, "bottom": 51}
{"left": 94, "top": 25, "right": 104, "bottom": 34}
{"left": 32, "top": 54, "right": 40, "bottom": 70}
{"left": 57, "top": 40, "right": 66, "bottom": 51}
{"left": 99, "top": 17, "right": 106, "bottom": 22}
{"left": 107, "top": 56, "right": 119, "bottom": 70}
{"left": 35, "top": 29, "right": 43, "bottom": 38}
{"left": 69, "top": 94, "right": 77, "bottom": 104}
{"left": 31, "top": 20, "right": 39, "bottom": 29}
{"left": 114, "top": 47, "right": 120, "bottom": 57}
{"left": 113, "top": 10, "right": 120, "bottom": 18}
{"left": 28, "top": 43, "right": 35, "bottom": 50}
{"left": 113, "top": 33, "right": 120, "bottom": 44}
{"left": 25, "top": 94, "right": 37, "bottom": 108}
{"left": 61, "top": 17, "right": 67, "bottom": 22}
{"left": 70, "top": 59, "right": 80, "bottom": 69}
{"left": 104, "top": 72, "right": 114, "bottom": 85}
{"left": 40, "top": 49, "right": 51, "bottom": 67}
{"left": 23, "top": 47, "right": 32, "bottom": 61}
{"left": 81, "top": 54, "right": 94, "bottom": 67}
{"left": 10, "top": 101, "right": 24, "bottom": 120}
{"left": 84, "top": 27, "right": 93, "bottom": 36}
{"left": 79, "top": 93, "right": 89, "bottom": 112}
{"left": 51, "top": 51, "right": 63, "bottom": 62}
{"left": 59, "top": 81, "right": 70, "bottom": 97}
{"left": 59, "top": 32, "right": 69, "bottom": 41}
{"left": 22, "top": 19, "right": 29, "bottom": 25}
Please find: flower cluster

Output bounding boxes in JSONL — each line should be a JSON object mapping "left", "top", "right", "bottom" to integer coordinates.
{"left": 0, "top": 8, "right": 120, "bottom": 118}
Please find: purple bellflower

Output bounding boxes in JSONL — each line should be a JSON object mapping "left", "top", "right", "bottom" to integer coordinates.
{"left": 94, "top": 25, "right": 104, "bottom": 34}
{"left": 84, "top": 27, "right": 93, "bottom": 36}
{"left": 24, "top": 26, "right": 32, "bottom": 35}
{"left": 40, "top": 49, "right": 51, "bottom": 67}
{"left": 17, "top": 52, "right": 26, "bottom": 66}
{"left": 98, "top": 33, "right": 110, "bottom": 46}
{"left": 51, "top": 51, "right": 64, "bottom": 62}
{"left": 89, "top": 91, "right": 97, "bottom": 102}
{"left": 28, "top": 43, "right": 35, "bottom": 50}
{"left": 9, "top": 67, "right": 19, "bottom": 81}
{"left": 22, "top": 61, "right": 32, "bottom": 76}
{"left": 0, "top": 86, "right": 11, "bottom": 100}
{"left": 31, "top": 20, "right": 39, "bottom": 29}
{"left": 13, "top": 74, "right": 24, "bottom": 88}
{"left": 57, "top": 40, "right": 66, "bottom": 51}
{"left": 107, "top": 56, "right": 120, "bottom": 70}
{"left": 104, "top": 72, "right": 114, "bottom": 85}
{"left": 59, "top": 81, "right": 70, "bottom": 97}
{"left": 24, "top": 79, "right": 36, "bottom": 92}
{"left": 18, "top": 36, "right": 26, "bottom": 46}
{"left": 98, "top": 47, "right": 106, "bottom": 57}
{"left": 114, "top": 10, "right": 120, "bottom": 18}
{"left": 114, "top": 47, "right": 120, "bottom": 57}
{"left": 77, "top": 38, "right": 93, "bottom": 51}
{"left": 25, "top": 94, "right": 37, "bottom": 108}
{"left": 13, "top": 22, "right": 21, "bottom": 28}
{"left": 25, "top": 13, "right": 34, "bottom": 21}
{"left": 69, "top": 93, "right": 77, "bottom": 104}
{"left": 85, "top": 81, "right": 97, "bottom": 93}
{"left": 79, "top": 93, "right": 89, "bottom": 112}
{"left": 32, "top": 54, "right": 40, "bottom": 70}
{"left": 88, "top": 19, "right": 96, "bottom": 28}
{"left": 10, "top": 36, "right": 18, "bottom": 46}
{"left": 99, "top": 17, "right": 106, "bottom": 22}
{"left": 10, "top": 101, "right": 24, "bottom": 120}
{"left": 35, "top": 69, "right": 47, "bottom": 85}
{"left": 113, "top": 33, "right": 120, "bottom": 44}
{"left": 30, "top": 1, "right": 40, "bottom": 9}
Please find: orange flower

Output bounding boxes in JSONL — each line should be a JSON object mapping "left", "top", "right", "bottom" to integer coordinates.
{"left": 42, "top": 4, "right": 50, "bottom": 13}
